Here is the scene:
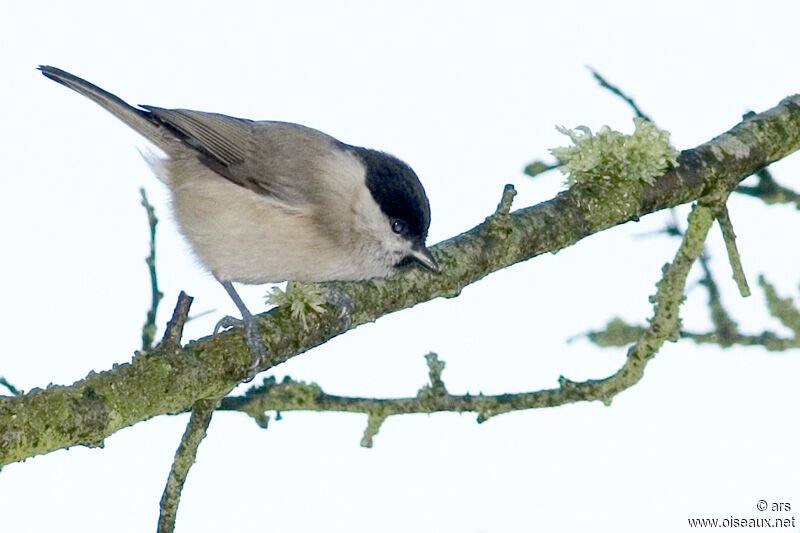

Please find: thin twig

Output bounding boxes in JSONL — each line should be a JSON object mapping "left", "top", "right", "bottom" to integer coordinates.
{"left": 587, "top": 66, "right": 653, "bottom": 122}
{"left": 159, "top": 292, "right": 194, "bottom": 353}
{"left": 157, "top": 398, "right": 220, "bottom": 533}
{"left": 524, "top": 67, "right": 655, "bottom": 181}
{"left": 759, "top": 275, "right": 800, "bottom": 338}
{"left": 586, "top": 273, "right": 800, "bottom": 351}
{"left": 678, "top": 205, "right": 741, "bottom": 343}
{"left": 221, "top": 202, "right": 720, "bottom": 445}
{"left": 494, "top": 184, "right": 517, "bottom": 216}
{"left": 736, "top": 168, "right": 800, "bottom": 208}
{"left": 141, "top": 188, "right": 164, "bottom": 351}
{"left": 716, "top": 205, "right": 751, "bottom": 297}
{"left": 0, "top": 377, "right": 20, "bottom": 396}
{"left": 523, "top": 160, "right": 560, "bottom": 178}
{"left": 5, "top": 93, "right": 800, "bottom": 467}
{"left": 155, "top": 293, "right": 223, "bottom": 533}
{"left": 696, "top": 252, "right": 740, "bottom": 344}
{"left": 588, "top": 320, "right": 799, "bottom": 351}
{"left": 635, "top": 209, "right": 740, "bottom": 343}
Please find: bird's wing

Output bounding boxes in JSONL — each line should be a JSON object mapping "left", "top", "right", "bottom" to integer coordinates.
{"left": 39, "top": 67, "right": 349, "bottom": 208}
{"left": 144, "top": 107, "right": 335, "bottom": 206}
{"left": 142, "top": 106, "right": 250, "bottom": 166}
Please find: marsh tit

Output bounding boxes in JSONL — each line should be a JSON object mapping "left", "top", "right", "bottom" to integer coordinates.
{"left": 39, "top": 66, "right": 438, "bottom": 373}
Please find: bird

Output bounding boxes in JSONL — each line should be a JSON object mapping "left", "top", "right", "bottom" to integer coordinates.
{"left": 39, "top": 66, "right": 439, "bottom": 376}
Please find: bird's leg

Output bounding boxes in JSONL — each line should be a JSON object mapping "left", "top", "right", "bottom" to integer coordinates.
{"left": 319, "top": 283, "right": 354, "bottom": 331}
{"left": 214, "top": 280, "right": 266, "bottom": 379}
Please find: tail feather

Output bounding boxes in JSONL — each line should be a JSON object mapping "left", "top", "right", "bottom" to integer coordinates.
{"left": 38, "top": 66, "right": 175, "bottom": 152}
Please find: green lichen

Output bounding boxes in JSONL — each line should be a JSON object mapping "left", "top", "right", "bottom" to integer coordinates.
{"left": 416, "top": 353, "right": 447, "bottom": 407}
{"left": 424, "top": 352, "right": 445, "bottom": 390}
{"left": 552, "top": 118, "right": 679, "bottom": 186}
{"left": 589, "top": 317, "right": 644, "bottom": 347}
{"left": 361, "top": 410, "right": 388, "bottom": 448}
{"left": 473, "top": 394, "right": 501, "bottom": 423}
{"left": 259, "top": 376, "right": 323, "bottom": 407}
{"left": 759, "top": 276, "right": 800, "bottom": 337}
{"left": 266, "top": 282, "right": 327, "bottom": 330}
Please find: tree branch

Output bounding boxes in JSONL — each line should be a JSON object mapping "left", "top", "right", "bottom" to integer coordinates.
{"left": 736, "top": 168, "right": 800, "bottom": 208}
{"left": 586, "top": 276, "right": 800, "bottom": 351}
{"left": 716, "top": 204, "right": 751, "bottom": 297}
{"left": 2, "top": 94, "right": 800, "bottom": 467}
{"left": 160, "top": 292, "right": 194, "bottom": 354}
{"left": 587, "top": 66, "right": 653, "bottom": 123}
{"left": 157, "top": 397, "right": 220, "bottom": 533}
{"left": 154, "top": 294, "right": 229, "bottom": 532}
{"left": 218, "top": 196, "right": 723, "bottom": 445}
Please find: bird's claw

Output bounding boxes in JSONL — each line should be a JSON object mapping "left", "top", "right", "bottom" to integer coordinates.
{"left": 320, "top": 284, "right": 354, "bottom": 330}
{"left": 214, "top": 314, "right": 267, "bottom": 382}
{"left": 214, "top": 315, "right": 242, "bottom": 334}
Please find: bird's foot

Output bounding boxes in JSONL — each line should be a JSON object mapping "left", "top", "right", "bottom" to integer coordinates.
{"left": 320, "top": 284, "right": 354, "bottom": 330}
{"left": 214, "top": 314, "right": 266, "bottom": 381}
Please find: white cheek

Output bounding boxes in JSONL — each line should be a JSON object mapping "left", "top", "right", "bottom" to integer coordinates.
{"left": 351, "top": 189, "right": 395, "bottom": 243}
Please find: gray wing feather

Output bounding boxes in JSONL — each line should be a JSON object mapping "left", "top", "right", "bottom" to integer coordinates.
{"left": 40, "top": 66, "right": 345, "bottom": 208}
{"left": 141, "top": 107, "right": 251, "bottom": 167}
{"left": 39, "top": 66, "right": 176, "bottom": 153}
{"left": 144, "top": 107, "right": 339, "bottom": 206}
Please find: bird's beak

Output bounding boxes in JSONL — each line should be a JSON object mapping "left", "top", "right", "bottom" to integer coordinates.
{"left": 407, "top": 244, "right": 440, "bottom": 273}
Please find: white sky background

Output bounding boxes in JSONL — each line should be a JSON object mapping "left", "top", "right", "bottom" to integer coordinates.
{"left": 2, "top": 1, "right": 800, "bottom": 531}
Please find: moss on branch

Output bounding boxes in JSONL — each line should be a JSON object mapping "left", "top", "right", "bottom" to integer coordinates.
{"left": 2, "top": 94, "right": 800, "bottom": 467}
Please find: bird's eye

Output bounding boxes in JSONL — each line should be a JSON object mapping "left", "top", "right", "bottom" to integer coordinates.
{"left": 391, "top": 219, "right": 407, "bottom": 234}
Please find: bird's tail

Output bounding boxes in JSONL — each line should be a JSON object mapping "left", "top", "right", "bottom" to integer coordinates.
{"left": 38, "top": 66, "right": 175, "bottom": 152}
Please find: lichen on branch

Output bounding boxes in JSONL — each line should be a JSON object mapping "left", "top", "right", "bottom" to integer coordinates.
{"left": 2, "top": 92, "right": 800, "bottom": 467}
{"left": 552, "top": 118, "right": 679, "bottom": 186}
{"left": 218, "top": 198, "right": 730, "bottom": 445}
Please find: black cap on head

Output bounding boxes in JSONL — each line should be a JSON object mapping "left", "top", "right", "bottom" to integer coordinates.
{"left": 350, "top": 147, "right": 431, "bottom": 240}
